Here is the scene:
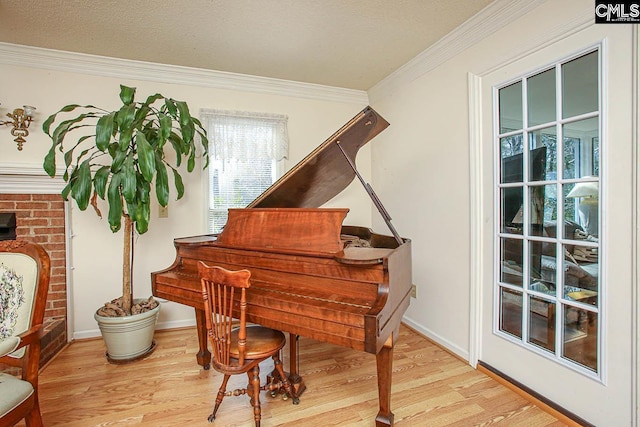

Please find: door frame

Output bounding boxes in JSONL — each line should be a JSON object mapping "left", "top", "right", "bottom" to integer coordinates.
{"left": 632, "top": 24, "right": 639, "bottom": 427}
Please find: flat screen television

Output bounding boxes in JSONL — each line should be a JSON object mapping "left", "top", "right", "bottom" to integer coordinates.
{"left": 501, "top": 146, "right": 547, "bottom": 227}
{"left": 500, "top": 146, "right": 547, "bottom": 283}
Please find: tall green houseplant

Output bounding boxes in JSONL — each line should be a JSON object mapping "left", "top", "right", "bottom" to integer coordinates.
{"left": 43, "top": 85, "right": 208, "bottom": 315}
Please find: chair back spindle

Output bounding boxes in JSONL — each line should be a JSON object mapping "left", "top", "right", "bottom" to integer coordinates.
{"left": 199, "top": 262, "right": 251, "bottom": 367}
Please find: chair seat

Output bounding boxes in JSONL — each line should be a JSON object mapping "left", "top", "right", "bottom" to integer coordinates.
{"left": 0, "top": 373, "right": 34, "bottom": 417}
{"left": 230, "top": 326, "right": 286, "bottom": 359}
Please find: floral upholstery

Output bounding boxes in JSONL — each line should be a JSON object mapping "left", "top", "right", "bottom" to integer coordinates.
{"left": 1, "top": 264, "right": 25, "bottom": 341}
{"left": 0, "top": 254, "right": 38, "bottom": 359}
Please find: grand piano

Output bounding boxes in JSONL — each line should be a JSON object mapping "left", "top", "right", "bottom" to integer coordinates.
{"left": 151, "top": 106, "right": 412, "bottom": 426}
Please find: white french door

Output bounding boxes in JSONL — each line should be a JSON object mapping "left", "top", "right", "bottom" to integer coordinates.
{"left": 474, "top": 24, "right": 636, "bottom": 426}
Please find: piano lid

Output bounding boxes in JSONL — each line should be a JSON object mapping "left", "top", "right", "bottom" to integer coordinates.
{"left": 248, "top": 106, "right": 389, "bottom": 209}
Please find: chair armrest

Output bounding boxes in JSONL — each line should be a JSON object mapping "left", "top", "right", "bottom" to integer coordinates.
{"left": 0, "top": 336, "right": 21, "bottom": 357}
{"left": 17, "top": 325, "right": 43, "bottom": 347}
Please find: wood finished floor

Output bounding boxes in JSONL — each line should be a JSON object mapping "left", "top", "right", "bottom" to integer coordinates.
{"left": 23, "top": 325, "right": 567, "bottom": 426}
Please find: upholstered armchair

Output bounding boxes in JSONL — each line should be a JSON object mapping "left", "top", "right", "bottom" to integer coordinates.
{"left": 0, "top": 240, "right": 51, "bottom": 427}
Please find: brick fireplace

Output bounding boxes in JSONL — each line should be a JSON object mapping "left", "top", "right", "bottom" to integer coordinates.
{"left": 0, "top": 193, "right": 67, "bottom": 366}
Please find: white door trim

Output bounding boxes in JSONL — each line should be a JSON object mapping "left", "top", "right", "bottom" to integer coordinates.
{"left": 632, "top": 24, "right": 639, "bottom": 427}
{"left": 468, "top": 72, "right": 483, "bottom": 368}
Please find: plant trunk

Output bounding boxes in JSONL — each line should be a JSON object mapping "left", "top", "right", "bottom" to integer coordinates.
{"left": 122, "top": 214, "right": 133, "bottom": 315}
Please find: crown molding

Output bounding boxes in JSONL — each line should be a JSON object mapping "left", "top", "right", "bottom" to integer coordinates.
{"left": 0, "top": 42, "right": 368, "bottom": 105}
{"left": 368, "top": 0, "right": 548, "bottom": 102}
{"left": 0, "top": 162, "right": 65, "bottom": 194}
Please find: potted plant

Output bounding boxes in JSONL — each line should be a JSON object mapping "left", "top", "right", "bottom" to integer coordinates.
{"left": 43, "top": 84, "right": 208, "bottom": 361}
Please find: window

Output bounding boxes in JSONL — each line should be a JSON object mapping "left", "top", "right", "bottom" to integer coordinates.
{"left": 495, "top": 49, "right": 600, "bottom": 375}
{"left": 201, "top": 110, "right": 289, "bottom": 233}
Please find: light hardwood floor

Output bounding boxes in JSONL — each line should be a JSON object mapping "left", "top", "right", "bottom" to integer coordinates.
{"left": 23, "top": 325, "right": 568, "bottom": 426}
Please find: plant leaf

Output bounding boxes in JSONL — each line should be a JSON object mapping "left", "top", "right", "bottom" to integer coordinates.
{"left": 71, "top": 160, "right": 92, "bottom": 210}
{"left": 43, "top": 147, "right": 57, "bottom": 177}
{"left": 136, "top": 132, "right": 156, "bottom": 182}
{"left": 110, "top": 147, "right": 128, "bottom": 173}
{"left": 187, "top": 151, "right": 195, "bottom": 172}
{"left": 164, "top": 98, "right": 177, "bottom": 116}
{"left": 119, "top": 85, "right": 136, "bottom": 105}
{"left": 122, "top": 154, "right": 137, "bottom": 203}
{"left": 171, "top": 167, "right": 185, "bottom": 200}
{"left": 158, "top": 113, "right": 171, "bottom": 146}
{"left": 125, "top": 198, "right": 137, "bottom": 224}
{"left": 67, "top": 148, "right": 91, "bottom": 181}
{"left": 63, "top": 135, "right": 93, "bottom": 172}
{"left": 167, "top": 132, "right": 183, "bottom": 166}
{"left": 155, "top": 157, "right": 169, "bottom": 207}
{"left": 143, "top": 93, "right": 163, "bottom": 107}
{"left": 135, "top": 200, "right": 150, "bottom": 235}
{"left": 107, "top": 173, "right": 123, "bottom": 232}
{"left": 61, "top": 180, "right": 72, "bottom": 201}
{"left": 42, "top": 104, "right": 87, "bottom": 135}
{"left": 93, "top": 166, "right": 110, "bottom": 199}
{"left": 137, "top": 179, "right": 151, "bottom": 204}
{"left": 51, "top": 113, "right": 93, "bottom": 147}
{"left": 96, "top": 113, "right": 115, "bottom": 151}
{"left": 134, "top": 105, "right": 150, "bottom": 124}
{"left": 175, "top": 101, "right": 195, "bottom": 143}
{"left": 90, "top": 191, "right": 102, "bottom": 219}
{"left": 116, "top": 104, "right": 136, "bottom": 150}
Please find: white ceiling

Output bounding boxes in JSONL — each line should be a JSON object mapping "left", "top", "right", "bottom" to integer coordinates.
{"left": 0, "top": 0, "right": 493, "bottom": 91}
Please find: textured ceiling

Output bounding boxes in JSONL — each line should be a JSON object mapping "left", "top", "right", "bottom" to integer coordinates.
{"left": 0, "top": 0, "right": 493, "bottom": 91}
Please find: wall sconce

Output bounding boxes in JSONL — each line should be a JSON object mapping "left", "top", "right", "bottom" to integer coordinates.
{"left": 1, "top": 105, "right": 36, "bottom": 151}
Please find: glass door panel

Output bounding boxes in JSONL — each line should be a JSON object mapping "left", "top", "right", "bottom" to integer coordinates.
{"left": 500, "top": 288, "right": 523, "bottom": 338}
{"left": 528, "top": 68, "right": 556, "bottom": 126}
{"left": 528, "top": 126, "right": 557, "bottom": 181}
{"left": 493, "top": 48, "right": 601, "bottom": 376}
{"left": 528, "top": 295, "right": 555, "bottom": 352}
{"left": 562, "top": 305, "right": 598, "bottom": 372}
{"left": 499, "top": 82, "right": 523, "bottom": 132}
{"left": 562, "top": 51, "right": 599, "bottom": 118}
{"left": 500, "top": 238, "right": 524, "bottom": 286}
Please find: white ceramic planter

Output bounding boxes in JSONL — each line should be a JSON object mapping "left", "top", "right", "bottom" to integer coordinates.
{"left": 94, "top": 299, "right": 160, "bottom": 362}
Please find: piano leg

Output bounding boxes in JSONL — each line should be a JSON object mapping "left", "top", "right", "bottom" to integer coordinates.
{"left": 195, "top": 308, "right": 212, "bottom": 369}
{"left": 288, "top": 333, "right": 306, "bottom": 397}
{"left": 375, "top": 334, "right": 395, "bottom": 427}
{"left": 268, "top": 333, "right": 306, "bottom": 397}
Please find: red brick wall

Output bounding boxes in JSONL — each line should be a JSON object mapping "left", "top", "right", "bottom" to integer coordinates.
{"left": 0, "top": 193, "right": 67, "bottom": 365}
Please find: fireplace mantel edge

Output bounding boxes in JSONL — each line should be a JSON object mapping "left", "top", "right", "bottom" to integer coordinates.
{"left": 0, "top": 162, "right": 65, "bottom": 194}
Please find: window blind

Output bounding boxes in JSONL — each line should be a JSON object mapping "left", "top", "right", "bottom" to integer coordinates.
{"left": 201, "top": 109, "right": 289, "bottom": 233}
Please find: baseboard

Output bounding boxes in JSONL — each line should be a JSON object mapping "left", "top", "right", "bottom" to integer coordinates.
{"left": 155, "top": 319, "right": 197, "bottom": 331}
{"left": 477, "top": 361, "right": 594, "bottom": 427}
{"left": 401, "top": 316, "right": 470, "bottom": 361}
{"left": 72, "top": 318, "right": 197, "bottom": 341}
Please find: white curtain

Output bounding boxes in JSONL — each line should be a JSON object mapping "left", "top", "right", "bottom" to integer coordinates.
{"left": 200, "top": 109, "right": 289, "bottom": 162}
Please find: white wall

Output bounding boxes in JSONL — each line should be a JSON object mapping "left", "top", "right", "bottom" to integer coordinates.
{"left": 367, "top": 0, "right": 607, "bottom": 362}
{"left": 0, "top": 52, "right": 372, "bottom": 338}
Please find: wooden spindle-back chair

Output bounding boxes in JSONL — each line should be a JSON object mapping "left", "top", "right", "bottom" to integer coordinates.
{"left": 198, "top": 262, "right": 299, "bottom": 426}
